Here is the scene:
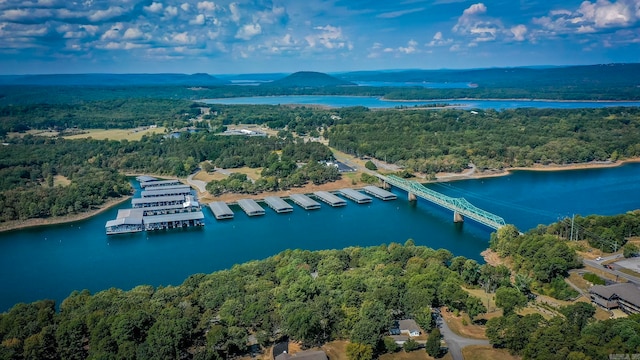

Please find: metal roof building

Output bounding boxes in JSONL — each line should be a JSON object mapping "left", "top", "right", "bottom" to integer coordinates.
{"left": 141, "top": 186, "right": 192, "bottom": 198}
{"left": 339, "top": 188, "right": 372, "bottom": 204}
{"left": 289, "top": 194, "right": 321, "bottom": 210}
{"left": 139, "top": 179, "right": 182, "bottom": 188}
{"left": 363, "top": 186, "right": 397, "bottom": 201}
{"left": 105, "top": 208, "right": 144, "bottom": 235}
{"left": 143, "top": 211, "right": 205, "bottom": 231}
{"left": 237, "top": 199, "right": 265, "bottom": 216}
{"left": 264, "top": 196, "right": 294, "bottom": 213}
{"left": 209, "top": 201, "right": 234, "bottom": 220}
{"left": 132, "top": 195, "right": 186, "bottom": 208}
{"left": 313, "top": 191, "right": 347, "bottom": 207}
{"left": 136, "top": 175, "right": 158, "bottom": 183}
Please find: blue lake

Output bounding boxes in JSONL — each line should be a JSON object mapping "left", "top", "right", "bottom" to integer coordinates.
{"left": 201, "top": 95, "right": 640, "bottom": 109}
{"left": 1, "top": 164, "right": 639, "bottom": 311}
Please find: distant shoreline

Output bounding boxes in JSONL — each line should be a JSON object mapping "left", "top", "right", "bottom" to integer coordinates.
{"left": 2, "top": 158, "right": 639, "bottom": 233}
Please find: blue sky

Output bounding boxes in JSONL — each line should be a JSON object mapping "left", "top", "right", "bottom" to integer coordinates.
{"left": 0, "top": 0, "right": 639, "bottom": 74}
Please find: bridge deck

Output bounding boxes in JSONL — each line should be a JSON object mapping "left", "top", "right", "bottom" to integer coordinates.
{"left": 382, "top": 175, "right": 506, "bottom": 230}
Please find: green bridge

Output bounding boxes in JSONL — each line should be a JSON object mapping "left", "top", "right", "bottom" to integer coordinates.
{"left": 381, "top": 175, "right": 507, "bottom": 230}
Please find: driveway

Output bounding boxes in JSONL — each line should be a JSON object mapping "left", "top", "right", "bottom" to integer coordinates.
{"left": 436, "top": 313, "right": 490, "bottom": 360}
{"left": 186, "top": 170, "right": 207, "bottom": 193}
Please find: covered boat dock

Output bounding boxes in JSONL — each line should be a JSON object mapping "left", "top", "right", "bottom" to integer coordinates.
{"left": 237, "top": 199, "right": 266, "bottom": 216}
{"left": 264, "top": 196, "right": 294, "bottom": 213}
{"left": 105, "top": 208, "right": 144, "bottom": 235}
{"left": 209, "top": 201, "right": 235, "bottom": 220}
{"left": 289, "top": 194, "right": 321, "bottom": 210}
{"left": 141, "top": 186, "right": 192, "bottom": 198}
{"left": 143, "top": 211, "right": 205, "bottom": 231}
{"left": 363, "top": 186, "right": 397, "bottom": 201}
{"left": 339, "top": 188, "right": 372, "bottom": 204}
{"left": 139, "top": 179, "right": 182, "bottom": 188}
{"left": 132, "top": 195, "right": 187, "bottom": 208}
{"left": 313, "top": 191, "right": 347, "bottom": 207}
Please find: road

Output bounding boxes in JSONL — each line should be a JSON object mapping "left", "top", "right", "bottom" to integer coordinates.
{"left": 582, "top": 255, "right": 639, "bottom": 284}
{"left": 435, "top": 311, "right": 490, "bottom": 360}
{"left": 186, "top": 170, "right": 207, "bottom": 193}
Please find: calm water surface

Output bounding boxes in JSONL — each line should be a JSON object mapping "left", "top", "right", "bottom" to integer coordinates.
{"left": 1, "top": 164, "right": 639, "bottom": 311}
{"left": 202, "top": 95, "right": 640, "bottom": 109}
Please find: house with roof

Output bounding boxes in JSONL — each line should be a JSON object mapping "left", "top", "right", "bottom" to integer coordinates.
{"left": 398, "top": 319, "right": 421, "bottom": 337}
{"left": 589, "top": 282, "right": 640, "bottom": 314}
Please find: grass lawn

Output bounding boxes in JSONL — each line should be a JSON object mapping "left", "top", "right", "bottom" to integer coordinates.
{"left": 441, "top": 307, "right": 488, "bottom": 340}
{"left": 461, "top": 345, "right": 520, "bottom": 360}
{"left": 63, "top": 127, "right": 167, "bottom": 141}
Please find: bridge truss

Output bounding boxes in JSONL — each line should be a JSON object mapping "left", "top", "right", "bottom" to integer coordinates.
{"left": 383, "top": 175, "right": 506, "bottom": 230}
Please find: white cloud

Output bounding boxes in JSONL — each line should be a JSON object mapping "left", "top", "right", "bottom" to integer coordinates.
{"left": 164, "top": 6, "right": 178, "bottom": 17}
{"left": 80, "top": 24, "right": 98, "bottom": 36}
{"left": 144, "top": 2, "right": 163, "bottom": 14}
{"left": 171, "top": 32, "right": 194, "bottom": 44}
{"left": 235, "top": 23, "right": 261, "bottom": 40}
{"left": 123, "top": 27, "right": 143, "bottom": 39}
{"left": 462, "top": 3, "right": 487, "bottom": 16}
{"left": 229, "top": 2, "right": 241, "bottom": 23}
{"left": 197, "top": 1, "right": 216, "bottom": 12}
{"left": 100, "top": 23, "right": 122, "bottom": 40}
{"left": 89, "top": 6, "right": 124, "bottom": 22}
{"left": 398, "top": 39, "right": 418, "bottom": 54}
{"left": 510, "top": 24, "right": 527, "bottom": 41}
{"left": 189, "top": 14, "right": 205, "bottom": 25}
{"left": 377, "top": 7, "right": 424, "bottom": 19}
{"left": 427, "top": 31, "right": 452, "bottom": 46}
{"left": 305, "top": 25, "right": 349, "bottom": 50}
{"left": 180, "top": 3, "right": 190, "bottom": 11}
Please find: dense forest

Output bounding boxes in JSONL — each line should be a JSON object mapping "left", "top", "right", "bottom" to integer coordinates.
{"left": 328, "top": 107, "right": 640, "bottom": 173}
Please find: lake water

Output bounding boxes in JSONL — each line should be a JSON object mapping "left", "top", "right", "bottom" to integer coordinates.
{"left": 201, "top": 95, "right": 640, "bottom": 109}
{"left": 1, "top": 164, "right": 639, "bottom": 311}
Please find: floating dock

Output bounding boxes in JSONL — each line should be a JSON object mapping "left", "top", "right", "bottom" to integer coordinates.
{"left": 143, "top": 211, "right": 205, "bottom": 231}
{"left": 363, "top": 186, "right": 397, "bottom": 201}
{"left": 132, "top": 195, "right": 187, "bottom": 208}
{"left": 264, "top": 196, "right": 294, "bottom": 213}
{"left": 140, "top": 195, "right": 200, "bottom": 216}
{"left": 339, "top": 188, "right": 373, "bottom": 204}
{"left": 209, "top": 201, "right": 234, "bottom": 220}
{"left": 141, "top": 186, "right": 192, "bottom": 198}
{"left": 105, "top": 209, "right": 144, "bottom": 235}
{"left": 289, "top": 194, "right": 321, "bottom": 210}
{"left": 139, "top": 179, "right": 182, "bottom": 188}
{"left": 237, "top": 199, "right": 266, "bottom": 216}
{"left": 313, "top": 191, "right": 347, "bottom": 207}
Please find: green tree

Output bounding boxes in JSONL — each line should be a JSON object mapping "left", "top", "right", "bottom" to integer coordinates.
{"left": 623, "top": 243, "right": 639, "bottom": 258}
{"left": 364, "top": 161, "right": 377, "bottom": 171}
{"left": 383, "top": 337, "right": 398, "bottom": 353}
{"left": 346, "top": 342, "right": 373, "bottom": 360}
{"left": 495, "top": 287, "right": 528, "bottom": 315}
{"left": 403, "top": 338, "right": 419, "bottom": 352}
{"left": 425, "top": 328, "right": 441, "bottom": 358}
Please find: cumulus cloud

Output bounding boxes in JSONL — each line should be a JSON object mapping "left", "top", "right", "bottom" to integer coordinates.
{"left": 398, "top": 39, "right": 418, "bottom": 54}
{"left": 229, "top": 2, "right": 241, "bottom": 23}
{"left": 197, "top": 1, "right": 217, "bottom": 12}
{"left": 123, "top": 27, "right": 143, "bottom": 40}
{"left": 510, "top": 24, "right": 527, "bottom": 41}
{"left": 235, "top": 23, "right": 261, "bottom": 40}
{"left": 534, "top": 0, "right": 640, "bottom": 35}
{"left": 305, "top": 25, "right": 351, "bottom": 50}
{"left": 144, "top": 2, "right": 163, "bottom": 14}
{"left": 164, "top": 6, "right": 178, "bottom": 17}
{"left": 190, "top": 14, "right": 205, "bottom": 25}
{"left": 427, "top": 31, "right": 453, "bottom": 46}
{"left": 89, "top": 6, "right": 125, "bottom": 22}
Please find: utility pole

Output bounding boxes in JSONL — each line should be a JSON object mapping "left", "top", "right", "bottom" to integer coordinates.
{"left": 570, "top": 214, "right": 575, "bottom": 241}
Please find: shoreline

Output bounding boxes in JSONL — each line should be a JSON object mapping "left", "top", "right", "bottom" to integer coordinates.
{"left": 0, "top": 196, "right": 131, "bottom": 233}
{"left": 2, "top": 158, "right": 639, "bottom": 233}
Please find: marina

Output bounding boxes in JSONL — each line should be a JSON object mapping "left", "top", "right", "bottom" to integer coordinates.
{"left": 237, "top": 199, "right": 266, "bottom": 216}
{"left": 313, "top": 191, "right": 347, "bottom": 207}
{"left": 208, "top": 201, "right": 235, "bottom": 220}
{"left": 106, "top": 179, "right": 204, "bottom": 234}
{"left": 289, "top": 194, "right": 322, "bottom": 210}
{"left": 363, "top": 186, "right": 397, "bottom": 201}
{"left": 263, "top": 196, "right": 294, "bottom": 213}
{"left": 339, "top": 188, "right": 373, "bottom": 204}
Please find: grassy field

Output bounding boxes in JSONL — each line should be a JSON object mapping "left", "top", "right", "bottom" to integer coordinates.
{"left": 53, "top": 175, "right": 71, "bottom": 187}
{"left": 63, "top": 127, "right": 167, "bottom": 141}
{"left": 461, "top": 345, "right": 521, "bottom": 360}
{"left": 441, "top": 307, "right": 489, "bottom": 340}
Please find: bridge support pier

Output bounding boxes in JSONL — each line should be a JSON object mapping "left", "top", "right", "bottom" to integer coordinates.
{"left": 408, "top": 192, "right": 417, "bottom": 202}
{"left": 454, "top": 211, "right": 464, "bottom": 223}
{"left": 382, "top": 181, "right": 391, "bottom": 190}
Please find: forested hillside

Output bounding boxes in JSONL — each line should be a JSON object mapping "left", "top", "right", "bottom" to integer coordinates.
{"left": 328, "top": 107, "right": 640, "bottom": 173}
{"left": 2, "top": 234, "right": 640, "bottom": 360}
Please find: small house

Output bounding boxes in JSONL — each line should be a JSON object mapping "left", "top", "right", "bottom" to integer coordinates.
{"left": 398, "top": 319, "right": 421, "bottom": 337}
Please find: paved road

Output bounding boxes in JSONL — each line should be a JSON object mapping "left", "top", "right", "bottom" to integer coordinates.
{"left": 436, "top": 312, "right": 490, "bottom": 360}
{"left": 186, "top": 170, "right": 207, "bottom": 193}
{"left": 582, "top": 257, "right": 639, "bottom": 284}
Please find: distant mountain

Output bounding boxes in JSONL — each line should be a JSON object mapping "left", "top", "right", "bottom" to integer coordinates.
{"left": 264, "top": 71, "right": 355, "bottom": 88}
{"left": 338, "top": 63, "right": 640, "bottom": 88}
{"left": 0, "top": 73, "right": 230, "bottom": 86}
